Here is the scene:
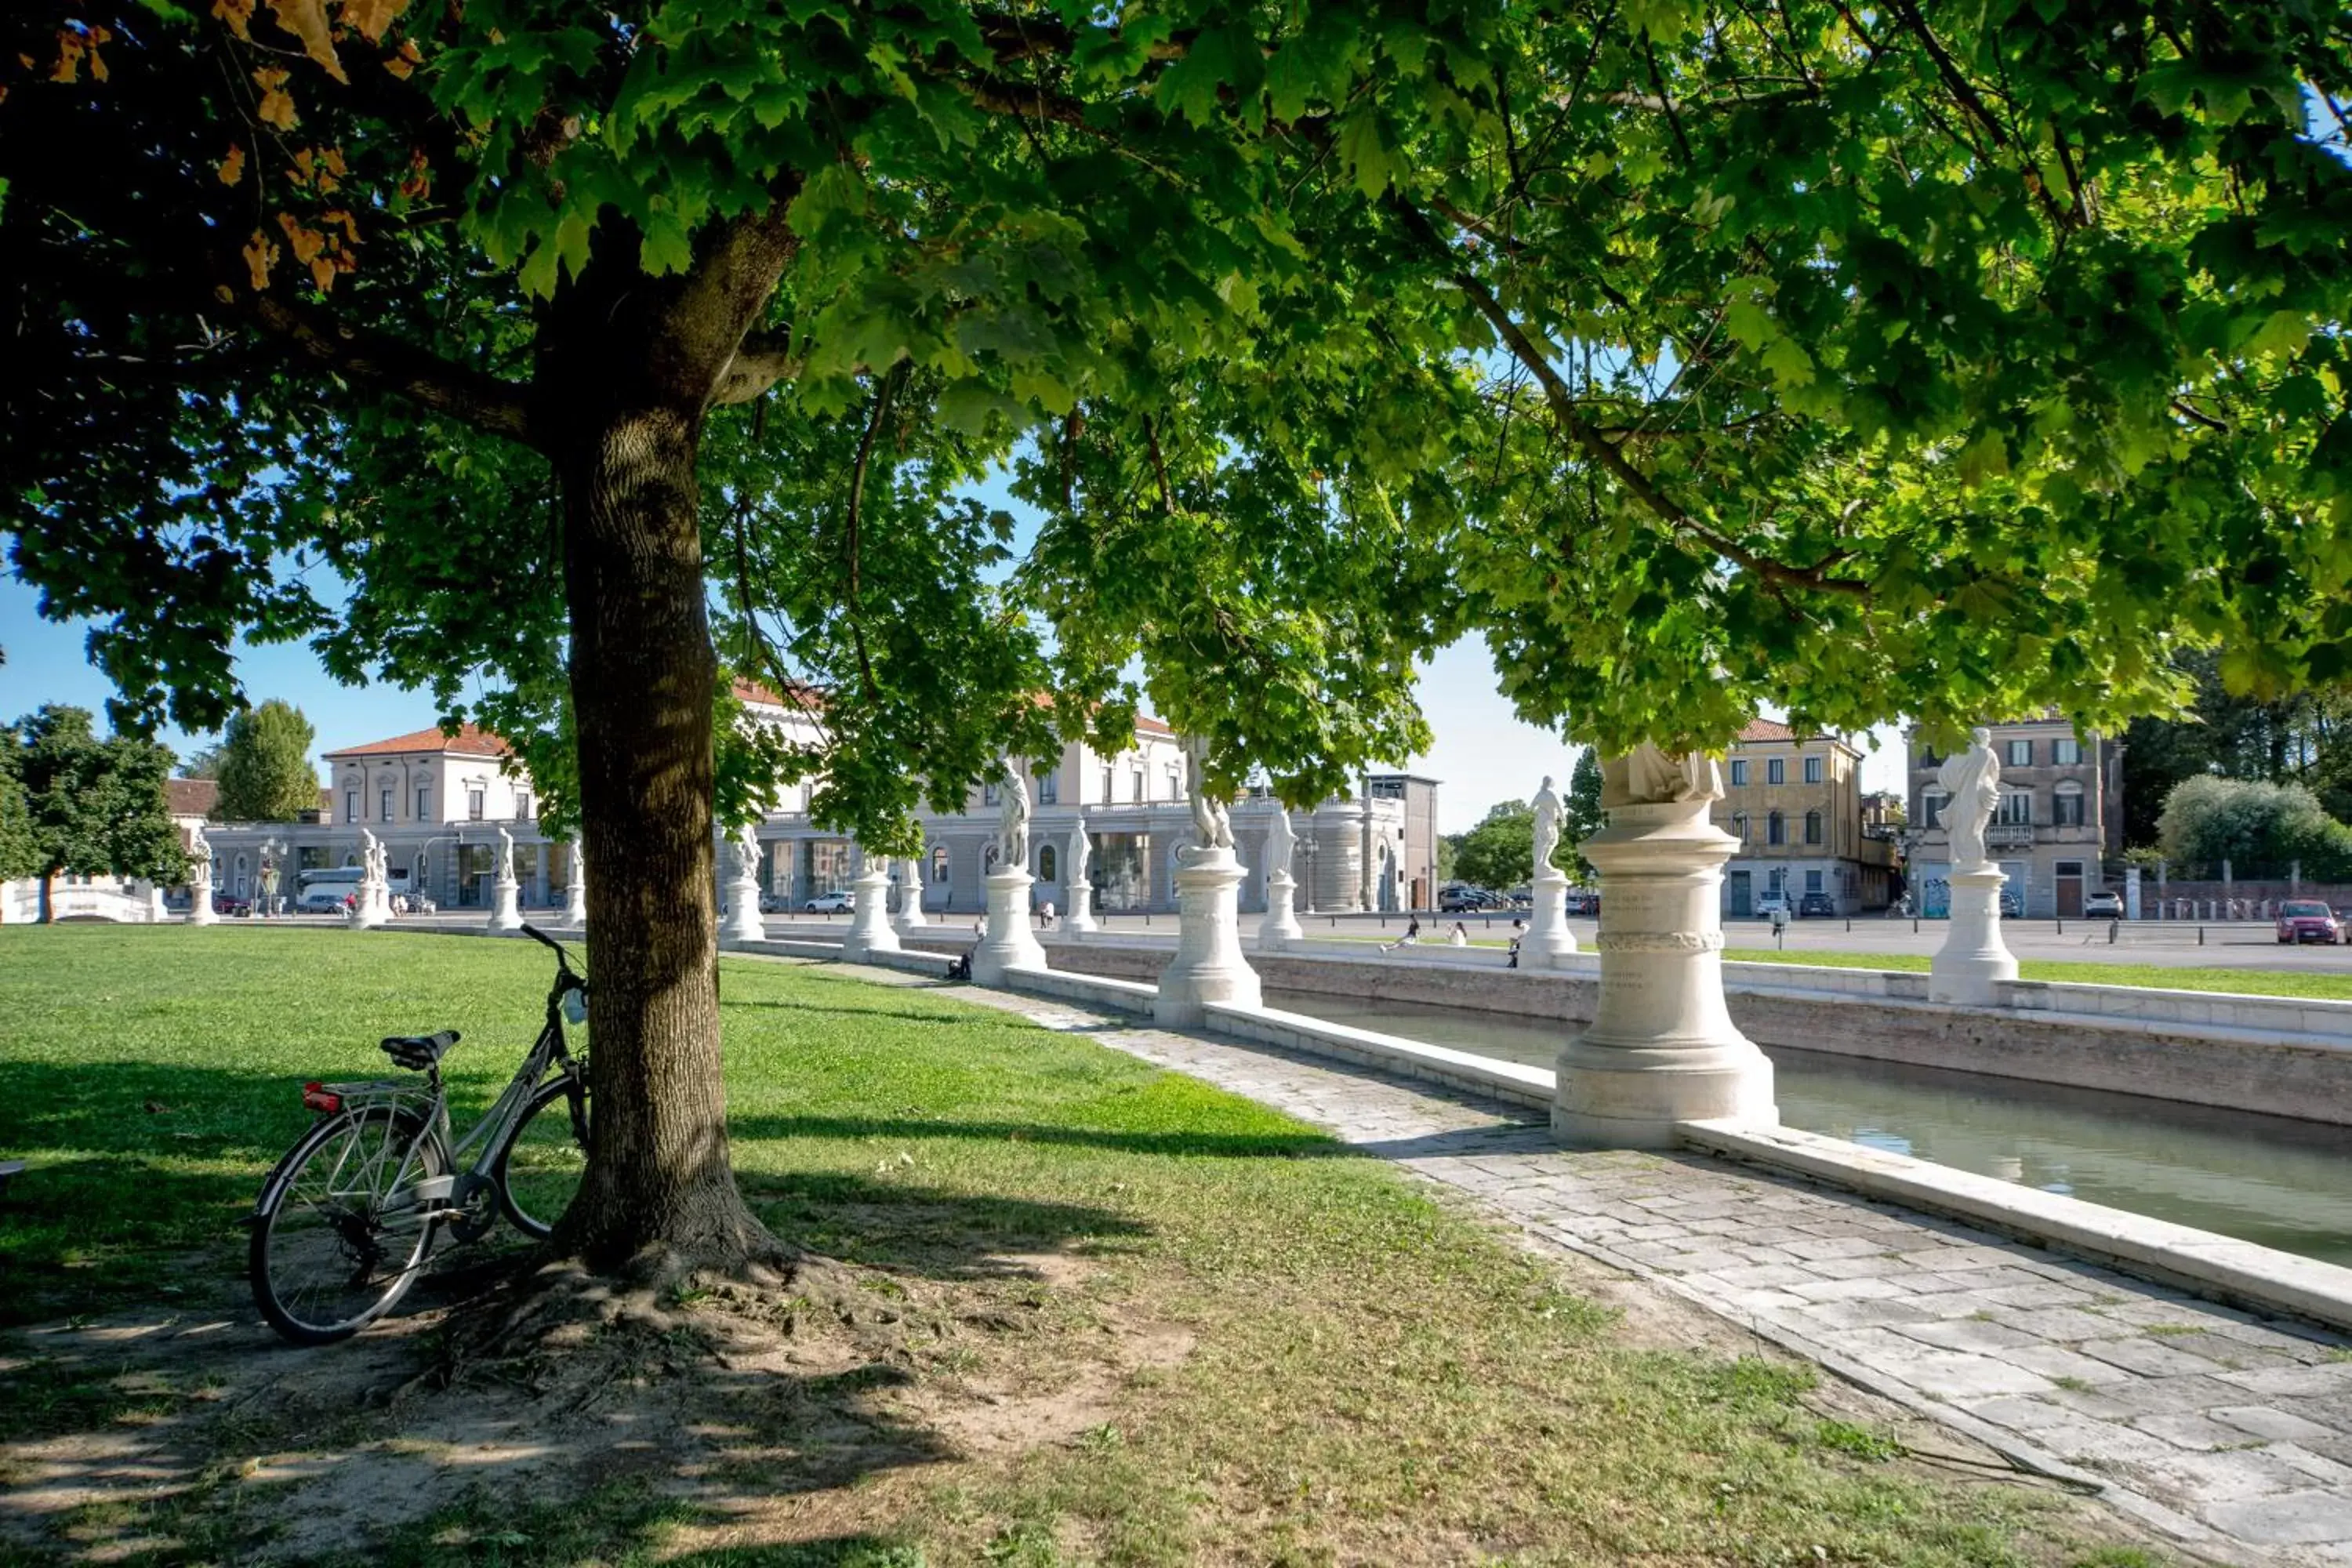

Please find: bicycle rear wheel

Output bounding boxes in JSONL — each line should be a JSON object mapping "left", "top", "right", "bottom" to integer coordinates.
{"left": 495, "top": 1074, "right": 590, "bottom": 1240}
{"left": 249, "top": 1105, "right": 444, "bottom": 1345}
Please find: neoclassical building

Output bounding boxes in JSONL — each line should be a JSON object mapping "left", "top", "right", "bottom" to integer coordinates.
{"left": 194, "top": 684, "right": 1432, "bottom": 916}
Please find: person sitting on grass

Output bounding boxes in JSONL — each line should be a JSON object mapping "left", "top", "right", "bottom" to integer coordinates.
{"left": 1449, "top": 921, "right": 1469, "bottom": 946}
{"left": 1381, "top": 916, "right": 1422, "bottom": 954}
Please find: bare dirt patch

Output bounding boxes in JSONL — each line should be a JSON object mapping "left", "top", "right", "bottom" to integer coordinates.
{"left": 0, "top": 1241, "right": 1189, "bottom": 1564}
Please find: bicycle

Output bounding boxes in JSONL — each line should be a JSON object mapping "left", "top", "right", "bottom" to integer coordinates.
{"left": 246, "top": 923, "right": 591, "bottom": 1345}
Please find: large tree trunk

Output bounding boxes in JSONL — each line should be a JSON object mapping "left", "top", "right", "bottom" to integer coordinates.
{"left": 551, "top": 395, "right": 778, "bottom": 1273}
{"left": 38, "top": 869, "right": 54, "bottom": 924}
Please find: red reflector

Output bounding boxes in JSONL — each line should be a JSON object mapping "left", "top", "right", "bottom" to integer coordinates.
{"left": 302, "top": 1086, "right": 342, "bottom": 1113}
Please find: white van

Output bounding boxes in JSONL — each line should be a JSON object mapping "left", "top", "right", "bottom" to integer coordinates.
{"left": 297, "top": 885, "right": 353, "bottom": 914}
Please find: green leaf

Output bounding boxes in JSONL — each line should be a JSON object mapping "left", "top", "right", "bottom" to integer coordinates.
{"left": 1338, "top": 109, "right": 1394, "bottom": 198}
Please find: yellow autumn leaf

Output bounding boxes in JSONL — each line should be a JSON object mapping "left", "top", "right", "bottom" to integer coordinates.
{"left": 211, "top": 0, "right": 254, "bottom": 40}
{"left": 383, "top": 37, "right": 420, "bottom": 78}
{"left": 242, "top": 230, "right": 278, "bottom": 290}
{"left": 339, "top": 0, "right": 410, "bottom": 45}
{"left": 217, "top": 144, "right": 245, "bottom": 186}
{"left": 276, "top": 211, "right": 328, "bottom": 265}
{"left": 268, "top": 0, "right": 347, "bottom": 82}
{"left": 310, "top": 256, "right": 336, "bottom": 290}
{"left": 253, "top": 67, "right": 298, "bottom": 130}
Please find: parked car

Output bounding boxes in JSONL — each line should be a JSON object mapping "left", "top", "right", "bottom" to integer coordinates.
{"left": 1797, "top": 891, "right": 1836, "bottom": 918}
{"left": 1754, "top": 891, "right": 1793, "bottom": 920}
{"left": 2083, "top": 891, "right": 2124, "bottom": 919}
{"left": 211, "top": 891, "right": 252, "bottom": 916}
{"left": 1564, "top": 888, "right": 1600, "bottom": 916}
{"left": 759, "top": 892, "right": 793, "bottom": 913}
{"left": 1439, "top": 884, "right": 1497, "bottom": 913}
{"left": 804, "top": 891, "right": 855, "bottom": 913}
{"left": 2276, "top": 899, "right": 2343, "bottom": 946}
{"left": 296, "top": 886, "right": 350, "bottom": 914}
{"left": 1998, "top": 889, "right": 2023, "bottom": 918}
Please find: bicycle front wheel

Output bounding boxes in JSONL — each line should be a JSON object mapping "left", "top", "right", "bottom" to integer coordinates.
{"left": 249, "top": 1105, "right": 445, "bottom": 1345}
{"left": 495, "top": 1074, "right": 590, "bottom": 1240}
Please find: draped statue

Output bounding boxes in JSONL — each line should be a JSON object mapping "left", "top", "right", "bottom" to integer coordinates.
{"left": 1184, "top": 737, "right": 1234, "bottom": 855}
{"left": 1530, "top": 775, "right": 1563, "bottom": 873}
{"left": 1264, "top": 800, "right": 1297, "bottom": 876}
{"left": 996, "top": 758, "right": 1030, "bottom": 869}
{"left": 1936, "top": 727, "right": 2004, "bottom": 873}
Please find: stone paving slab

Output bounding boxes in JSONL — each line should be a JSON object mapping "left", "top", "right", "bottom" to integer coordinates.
{"left": 960, "top": 985, "right": 2352, "bottom": 1567}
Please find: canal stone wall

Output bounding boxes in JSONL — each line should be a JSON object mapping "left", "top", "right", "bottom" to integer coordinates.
{"left": 1002, "top": 939, "right": 2352, "bottom": 1130}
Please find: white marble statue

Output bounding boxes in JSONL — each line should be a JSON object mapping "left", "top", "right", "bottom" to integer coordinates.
{"left": 996, "top": 759, "right": 1030, "bottom": 870}
{"left": 1068, "top": 815, "right": 1092, "bottom": 882}
{"left": 1936, "top": 726, "right": 2004, "bottom": 873}
{"left": 492, "top": 823, "right": 515, "bottom": 884}
{"left": 188, "top": 824, "right": 212, "bottom": 890}
{"left": 1605, "top": 743, "right": 1725, "bottom": 808}
{"left": 1264, "top": 800, "right": 1296, "bottom": 875}
{"left": 1530, "top": 775, "right": 1563, "bottom": 873}
{"left": 732, "top": 819, "right": 761, "bottom": 882}
{"left": 1184, "top": 737, "right": 1233, "bottom": 855}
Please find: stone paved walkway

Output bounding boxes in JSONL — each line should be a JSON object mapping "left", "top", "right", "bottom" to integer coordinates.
{"left": 963, "top": 985, "right": 2352, "bottom": 1566}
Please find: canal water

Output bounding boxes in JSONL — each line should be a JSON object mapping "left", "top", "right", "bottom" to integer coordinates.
{"left": 1261, "top": 989, "right": 2352, "bottom": 1267}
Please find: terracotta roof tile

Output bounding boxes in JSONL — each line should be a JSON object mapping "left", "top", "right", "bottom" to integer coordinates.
{"left": 1735, "top": 717, "right": 1796, "bottom": 743}
{"left": 323, "top": 722, "right": 509, "bottom": 760}
{"left": 165, "top": 778, "right": 217, "bottom": 818}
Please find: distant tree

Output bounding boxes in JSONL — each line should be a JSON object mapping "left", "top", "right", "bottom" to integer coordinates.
{"left": 8, "top": 706, "right": 185, "bottom": 922}
{"left": 1434, "top": 835, "right": 1459, "bottom": 886}
{"left": 2157, "top": 775, "right": 2352, "bottom": 883}
{"left": 1453, "top": 800, "right": 1536, "bottom": 892}
{"left": 2123, "top": 652, "right": 2352, "bottom": 845}
{"left": 214, "top": 702, "right": 319, "bottom": 822}
{"left": 0, "top": 759, "right": 38, "bottom": 886}
{"left": 176, "top": 744, "right": 225, "bottom": 782}
{"left": 1564, "top": 750, "right": 1606, "bottom": 868}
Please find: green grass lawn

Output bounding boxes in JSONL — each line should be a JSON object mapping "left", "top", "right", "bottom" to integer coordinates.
{"left": 1722, "top": 947, "right": 2352, "bottom": 1001}
{"left": 0, "top": 927, "right": 2158, "bottom": 1567}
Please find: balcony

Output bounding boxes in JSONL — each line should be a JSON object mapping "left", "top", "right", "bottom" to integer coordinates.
{"left": 1985, "top": 823, "right": 2037, "bottom": 850}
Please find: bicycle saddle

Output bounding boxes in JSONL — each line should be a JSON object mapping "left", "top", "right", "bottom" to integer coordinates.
{"left": 379, "top": 1030, "right": 459, "bottom": 1070}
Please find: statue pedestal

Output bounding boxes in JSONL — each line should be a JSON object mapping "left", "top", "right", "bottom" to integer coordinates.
{"left": 1554, "top": 797, "right": 1776, "bottom": 1148}
{"left": 720, "top": 873, "right": 764, "bottom": 946}
{"left": 1520, "top": 869, "right": 1580, "bottom": 971}
{"left": 188, "top": 881, "right": 217, "bottom": 927}
{"left": 972, "top": 870, "right": 1047, "bottom": 985}
{"left": 488, "top": 877, "right": 524, "bottom": 933}
{"left": 1929, "top": 868, "right": 2018, "bottom": 1004}
{"left": 562, "top": 880, "right": 587, "bottom": 927}
{"left": 1156, "top": 848, "right": 1261, "bottom": 1027}
{"left": 350, "top": 881, "right": 388, "bottom": 930}
{"left": 1061, "top": 882, "right": 1098, "bottom": 938}
{"left": 895, "top": 863, "right": 928, "bottom": 932}
{"left": 1258, "top": 870, "right": 1303, "bottom": 950}
{"left": 842, "top": 869, "right": 902, "bottom": 961}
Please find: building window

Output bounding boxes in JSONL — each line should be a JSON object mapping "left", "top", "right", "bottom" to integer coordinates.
{"left": 1766, "top": 811, "right": 1785, "bottom": 846}
{"left": 1039, "top": 771, "right": 1058, "bottom": 805}
{"left": 1803, "top": 755, "right": 1824, "bottom": 784}
{"left": 1998, "top": 792, "right": 2032, "bottom": 826}
{"left": 931, "top": 845, "right": 949, "bottom": 884}
{"left": 1804, "top": 810, "right": 1823, "bottom": 845}
{"left": 1729, "top": 760, "right": 1749, "bottom": 786}
{"left": 1167, "top": 764, "right": 1181, "bottom": 800}
{"left": 1038, "top": 844, "right": 1057, "bottom": 882}
{"left": 1767, "top": 757, "right": 1786, "bottom": 786}
{"left": 415, "top": 786, "right": 431, "bottom": 821}
{"left": 345, "top": 789, "right": 358, "bottom": 823}
{"left": 1921, "top": 791, "right": 1945, "bottom": 828}
{"left": 466, "top": 786, "right": 485, "bottom": 821}
{"left": 380, "top": 787, "right": 394, "bottom": 822}
{"left": 1918, "top": 747, "right": 1940, "bottom": 768}
{"left": 516, "top": 793, "right": 534, "bottom": 820}
{"left": 1768, "top": 868, "right": 1786, "bottom": 893}
{"left": 982, "top": 779, "right": 1000, "bottom": 808}
{"left": 2053, "top": 782, "right": 2085, "bottom": 826}
{"left": 1732, "top": 813, "right": 1750, "bottom": 844}
{"left": 1101, "top": 767, "right": 1114, "bottom": 803}
{"left": 2053, "top": 737, "right": 2082, "bottom": 765}
{"left": 2006, "top": 739, "right": 2034, "bottom": 767}
{"left": 1805, "top": 869, "right": 1824, "bottom": 893}
{"left": 1132, "top": 769, "right": 1145, "bottom": 804}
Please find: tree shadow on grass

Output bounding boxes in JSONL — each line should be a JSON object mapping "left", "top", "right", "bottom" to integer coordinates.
{"left": 726, "top": 1112, "right": 1339, "bottom": 1163}
{"left": 723, "top": 998, "right": 989, "bottom": 1029}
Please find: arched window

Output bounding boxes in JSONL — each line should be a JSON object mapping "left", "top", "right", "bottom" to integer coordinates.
{"left": 2053, "top": 780, "right": 2085, "bottom": 827}
{"left": 1803, "top": 810, "right": 1823, "bottom": 845}
{"left": 1920, "top": 790, "right": 1946, "bottom": 829}
{"left": 931, "top": 844, "right": 949, "bottom": 884}
{"left": 1766, "top": 811, "right": 1785, "bottom": 846}
{"left": 1038, "top": 844, "right": 1058, "bottom": 882}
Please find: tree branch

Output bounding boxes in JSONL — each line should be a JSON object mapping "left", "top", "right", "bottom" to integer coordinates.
{"left": 243, "top": 293, "right": 534, "bottom": 445}
{"left": 1387, "top": 197, "right": 1869, "bottom": 599}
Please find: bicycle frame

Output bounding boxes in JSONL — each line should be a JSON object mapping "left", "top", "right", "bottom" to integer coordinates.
{"left": 344, "top": 926, "right": 587, "bottom": 1232}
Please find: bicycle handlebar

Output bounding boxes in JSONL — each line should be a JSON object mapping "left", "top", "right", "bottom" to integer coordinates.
{"left": 519, "top": 922, "right": 563, "bottom": 953}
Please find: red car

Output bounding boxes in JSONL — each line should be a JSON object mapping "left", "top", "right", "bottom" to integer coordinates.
{"left": 2275, "top": 900, "right": 2343, "bottom": 945}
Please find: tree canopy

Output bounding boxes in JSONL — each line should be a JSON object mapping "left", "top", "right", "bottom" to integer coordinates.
{"left": 5, "top": 0, "right": 2347, "bottom": 1270}
{"left": 2157, "top": 774, "right": 2352, "bottom": 880}
{"left": 1450, "top": 799, "right": 1537, "bottom": 892}
{"left": 213, "top": 699, "right": 320, "bottom": 821}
